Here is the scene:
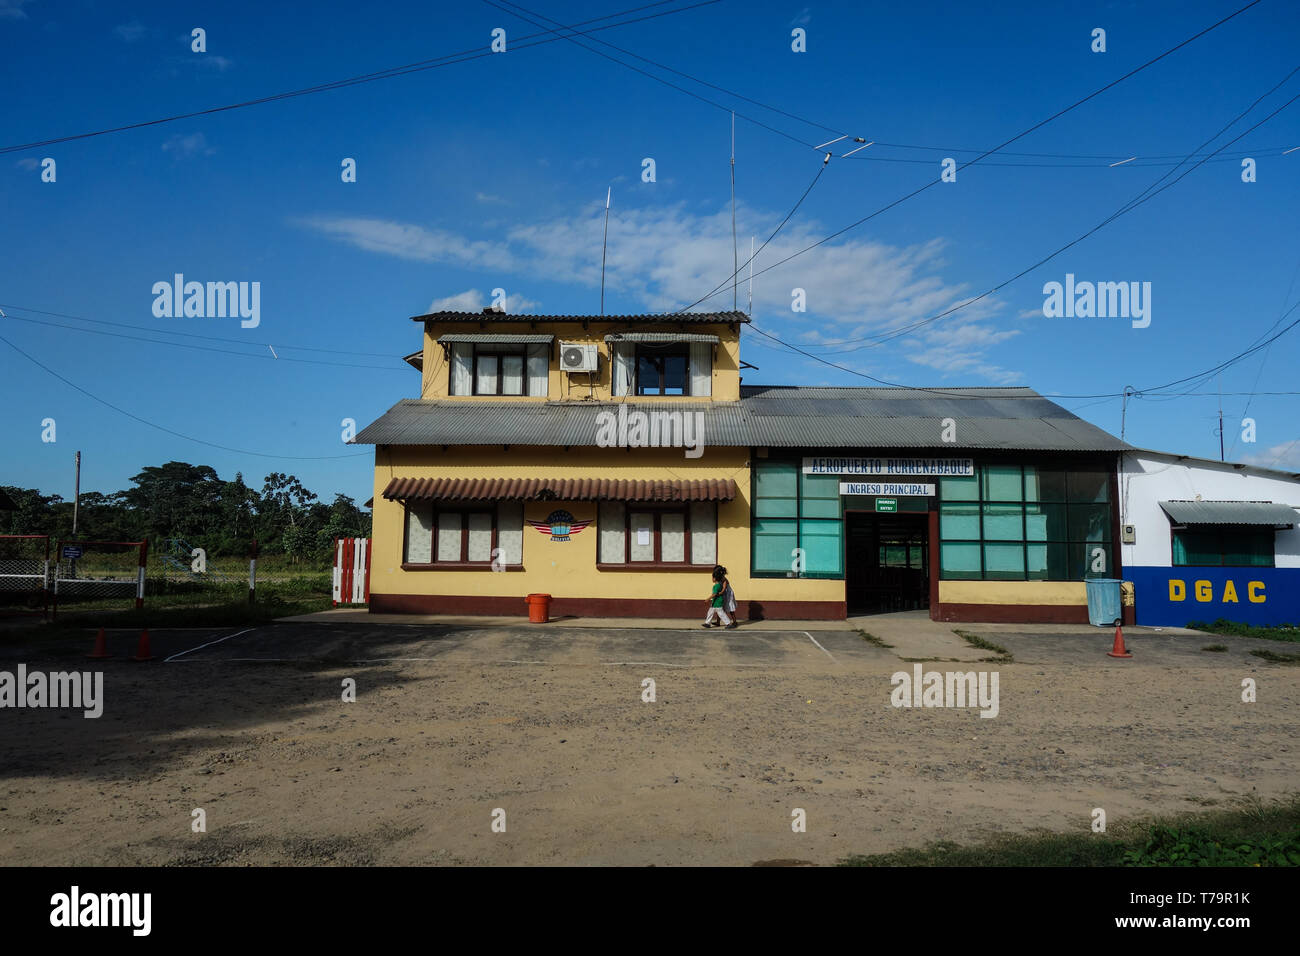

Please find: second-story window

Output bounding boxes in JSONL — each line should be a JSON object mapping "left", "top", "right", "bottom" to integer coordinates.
{"left": 635, "top": 344, "right": 690, "bottom": 396}
{"left": 473, "top": 345, "right": 527, "bottom": 396}
{"left": 449, "top": 342, "right": 549, "bottom": 397}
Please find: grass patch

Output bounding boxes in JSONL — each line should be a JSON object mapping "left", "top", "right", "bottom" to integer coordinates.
{"left": 44, "top": 582, "right": 332, "bottom": 633}
{"left": 857, "top": 629, "right": 894, "bottom": 649}
{"left": 953, "top": 629, "right": 1013, "bottom": 663}
{"left": 1201, "top": 644, "right": 1229, "bottom": 653}
{"left": 1187, "top": 618, "right": 1300, "bottom": 643}
{"left": 1250, "top": 648, "right": 1300, "bottom": 665}
{"left": 839, "top": 795, "right": 1300, "bottom": 867}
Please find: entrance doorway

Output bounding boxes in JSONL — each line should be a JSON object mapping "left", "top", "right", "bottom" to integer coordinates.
{"left": 845, "top": 512, "right": 930, "bottom": 614}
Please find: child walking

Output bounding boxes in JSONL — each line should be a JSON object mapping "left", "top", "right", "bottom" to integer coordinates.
{"left": 702, "top": 565, "right": 737, "bottom": 628}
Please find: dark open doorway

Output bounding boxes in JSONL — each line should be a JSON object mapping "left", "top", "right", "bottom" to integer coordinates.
{"left": 845, "top": 512, "right": 930, "bottom": 615}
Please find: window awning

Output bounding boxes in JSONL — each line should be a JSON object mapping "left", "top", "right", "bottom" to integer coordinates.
{"left": 383, "top": 476, "right": 737, "bottom": 503}
{"left": 1160, "top": 500, "right": 1297, "bottom": 527}
{"left": 437, "top": 333, "right": 554, "bottom": 344}
{"left": 604, "top": 333, "right": 719, "bottom": 344}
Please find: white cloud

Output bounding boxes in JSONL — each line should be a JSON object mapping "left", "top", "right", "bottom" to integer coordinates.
{"left": 299, "top": 216, "right": 516, "bottom": 271}
{"left": 426, "top": 289, "right": 540, "bottom": 314}
{"left": 298, "top": 201, "right": 1022, "bottom": 381}
{"left": 0, "top": 0, "right": 34, "bottom": 21}
{"left": 114, "top": 21, "right": 145, "bottom": 42}
{"left": 475, "top": 192, "right": 507, "bottom": 205}
{"left": 1241, "top": 440, "right": 1300, "bottom": 472}
{"left": 162, "top": 131, "right": 215, "bottom": 158}
{"left": 14, "top": 156, "right": 39, "bottom": 170}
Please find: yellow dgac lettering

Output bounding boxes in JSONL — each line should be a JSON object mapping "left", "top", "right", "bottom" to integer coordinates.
{"left": 1248, "top": 581, "right": 1266, "bottom": 603}
{"left": 1195, "top": 580, "right": 1212, "bottom": 602}
{"left": 1222, "top": 580, "right": 1238, "bottom": 603}
{"left": 1168, "top": 579, "right": 1185, "bottom": 601}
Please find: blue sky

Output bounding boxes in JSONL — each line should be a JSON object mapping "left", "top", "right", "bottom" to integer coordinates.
{"left": 2, "top": 0, "right": 1298, "bottom": 506}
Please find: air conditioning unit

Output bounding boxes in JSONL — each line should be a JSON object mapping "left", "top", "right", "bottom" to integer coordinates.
{"left": 559, "top": 342, "right": 598, "bottom": 372}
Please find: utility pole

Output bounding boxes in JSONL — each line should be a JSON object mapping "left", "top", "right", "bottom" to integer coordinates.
{"left": 72, "top": 450, "right": 81, "bottom": 538}
{"left": 1217, "top": 377, "right": 1225, "bottom": 461}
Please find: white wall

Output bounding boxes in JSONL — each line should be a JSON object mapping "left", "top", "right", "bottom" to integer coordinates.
{"left": 1119, "top": 451, "right": 1300, "bottom": 568}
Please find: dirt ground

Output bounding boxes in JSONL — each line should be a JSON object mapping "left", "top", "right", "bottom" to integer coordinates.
{"left": 1, "top": 619, "right": 1296, "bottom": 866}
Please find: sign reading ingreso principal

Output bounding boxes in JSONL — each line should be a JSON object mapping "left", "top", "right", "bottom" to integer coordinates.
{"left": 803, "top": 457, "right": 973, "bottom": 476}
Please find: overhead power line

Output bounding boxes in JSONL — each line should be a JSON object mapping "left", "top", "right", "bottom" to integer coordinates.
{"left": 486, "top": 0, "right": 1284, "bottom": 169}
{"left": 2, "top": 308, "right": 407, "bottom": 371}
{"left": 0, "top": 0, "right": 719, "bottom": 155}
{"left": 0, "top": 333, "right": 371, "bottom": 460}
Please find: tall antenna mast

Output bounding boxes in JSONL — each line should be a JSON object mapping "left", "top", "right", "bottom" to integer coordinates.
{"left": 600, "top": 187, "right": 611, "bottom": 315}
{"left": 730, "top": 112, "right": 737, "bottom": 312}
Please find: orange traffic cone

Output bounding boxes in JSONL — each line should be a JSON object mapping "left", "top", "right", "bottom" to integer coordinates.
{"left": 131, "top": 628, "right": 156, "bottom": 662}
{"left": 1107, "top": 623, "right": 1133, "bottom": 659}
{"left": 86, "top": 627, "right": 112, "bottom": 659}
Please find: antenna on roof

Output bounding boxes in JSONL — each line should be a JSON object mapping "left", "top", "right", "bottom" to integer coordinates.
{"left": 731, "top": 112, "right": 738, "bottom": 312}
{"left": 600, "top": 187, "right": 611, "bottom": 316}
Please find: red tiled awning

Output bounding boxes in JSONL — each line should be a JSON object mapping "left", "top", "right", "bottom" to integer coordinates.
{"left": 382, "top": 476, "right": 737, "bottom": 503}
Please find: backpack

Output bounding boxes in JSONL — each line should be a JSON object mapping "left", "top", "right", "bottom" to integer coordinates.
{"left": 723, "top": 583, "right": 737, "bottom": 614}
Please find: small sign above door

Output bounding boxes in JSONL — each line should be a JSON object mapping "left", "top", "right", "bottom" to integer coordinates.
{"left": 875, "top": 498, "right": 898, "bottom": 513}
{"left": 839, "top": 482, "right": 935, "bottom": 497}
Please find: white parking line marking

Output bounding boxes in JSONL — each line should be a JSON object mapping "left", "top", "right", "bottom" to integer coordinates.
{"left": 803, "top": 631, "right": 836, "bottom": 662}
{"left": 163, "top": 627, "right": 258, "bottom": 662}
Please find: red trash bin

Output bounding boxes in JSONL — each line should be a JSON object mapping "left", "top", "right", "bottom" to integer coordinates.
{"left": 526, "top": 593, "right": 551, "bottom": 623}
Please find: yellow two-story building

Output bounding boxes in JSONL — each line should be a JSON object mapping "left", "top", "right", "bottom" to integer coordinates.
{"left": 356, "top": 308, "right": 1132, "bottom": 623}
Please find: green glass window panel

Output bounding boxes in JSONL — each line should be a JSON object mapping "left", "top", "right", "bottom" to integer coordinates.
{"left": 1172, "top": 531, "right": 1215, "bottom": 566}
{"left": 799, "top": 472, "right": 842, "bottom": 518}
{"left": 1025, "top": 502, "right": 1068, "bottom": 540}
{"left": 1068, "top": 503, "right": 1111, "bottom": 541}
{"left": 1024, "top": 467, "right": 1068, "bottom": 503}
{"left": 754, "top": 462, "right": 798, "bottom": 517}
{"left": 1026, "top": 542, "right": 1069, "bottom": 580}
{"left": 883, "top": 545, "right": 906, "bottom": 567}
{"left": 1066, "top": 469, "right": 1109, "bottom": 503}
{"left": 983, "top": 543, "right": 1024, "bottom": 579}
{"left": 940, "top": 542, "right": 981, "bottom": 579}
{"left": 753, "top": 518, "right": 798, "bottom": 572}
{"left": 909, "top": 545, "right": 923, "bottom": 567}
{"left": 982, "top": 504, "right": 1024, "bottom": 540}
{"left": 939, "top": 473, "right": 978, "bottom": 501}
{"left": 982, "top": 465, "right": 1023, "bottom": 502}
{"left": 1071, "top": 543, "right": 1110, "bottom": 579}
{"left": 1221, "top": 530, "right": 1274, "bottom": 567}
{"left": 939, "top": 503, "right": 980, "bottom": 540}
{"left": 800, "top": 519, "right": 843, "bottom": 575}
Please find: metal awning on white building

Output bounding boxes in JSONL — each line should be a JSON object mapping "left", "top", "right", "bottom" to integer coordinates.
{"left": 1159, "top": 500, "right": 1298, "bottom": 527}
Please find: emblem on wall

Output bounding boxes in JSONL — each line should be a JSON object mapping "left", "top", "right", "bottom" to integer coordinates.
{"left": 528, "top": 509, "right": 591, "bottom": 542}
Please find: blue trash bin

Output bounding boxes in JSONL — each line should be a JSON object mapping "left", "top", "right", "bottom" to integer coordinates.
{"left": 1085, "top": 577, "right": 1123, "bottom": 627}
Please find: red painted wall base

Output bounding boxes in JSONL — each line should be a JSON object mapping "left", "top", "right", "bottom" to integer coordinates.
{"left": 369, "top": 592, "right": 847, "bottom": 621}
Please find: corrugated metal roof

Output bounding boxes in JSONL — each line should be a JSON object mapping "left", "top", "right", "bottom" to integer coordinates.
{"left": 437, "top": 333, "right": 554, "bottom": 344}
{"left": 604, "top": 332, "right": 719, "bottom": 343}
{"left": 1160, "top": 500, "right": 1298, "bottom": 526}
{"left": 354, "top": 386, "right": 1129, "bottom": 452}
{"left": 382, "top": 476, "right": 737, "bottom": 502}
{"left": 412, "top": 310, "right": 749, "bottom": 324}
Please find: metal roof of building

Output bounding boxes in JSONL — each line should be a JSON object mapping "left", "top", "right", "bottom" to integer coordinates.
{"left": 412, "top": 310, "right": 749, "bottom": 324}
{"left": 604, "top": 332, "right": 719, "bottom": 343}
{"left": 354, "top": 386, "right": 1128, "bottom": 452}
{"left": 383, "top": 476, "right": 737, "bottom": 502}
{"left": 1159, "top": 500, "right": 1298, "bottom": 526}
{"left": 437, "top": 333, "right": 555, "bottom": 344}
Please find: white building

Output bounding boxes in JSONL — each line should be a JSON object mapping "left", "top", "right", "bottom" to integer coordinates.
{"left": 1120, "top": 449, "right": 1300, "bottom": 626}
